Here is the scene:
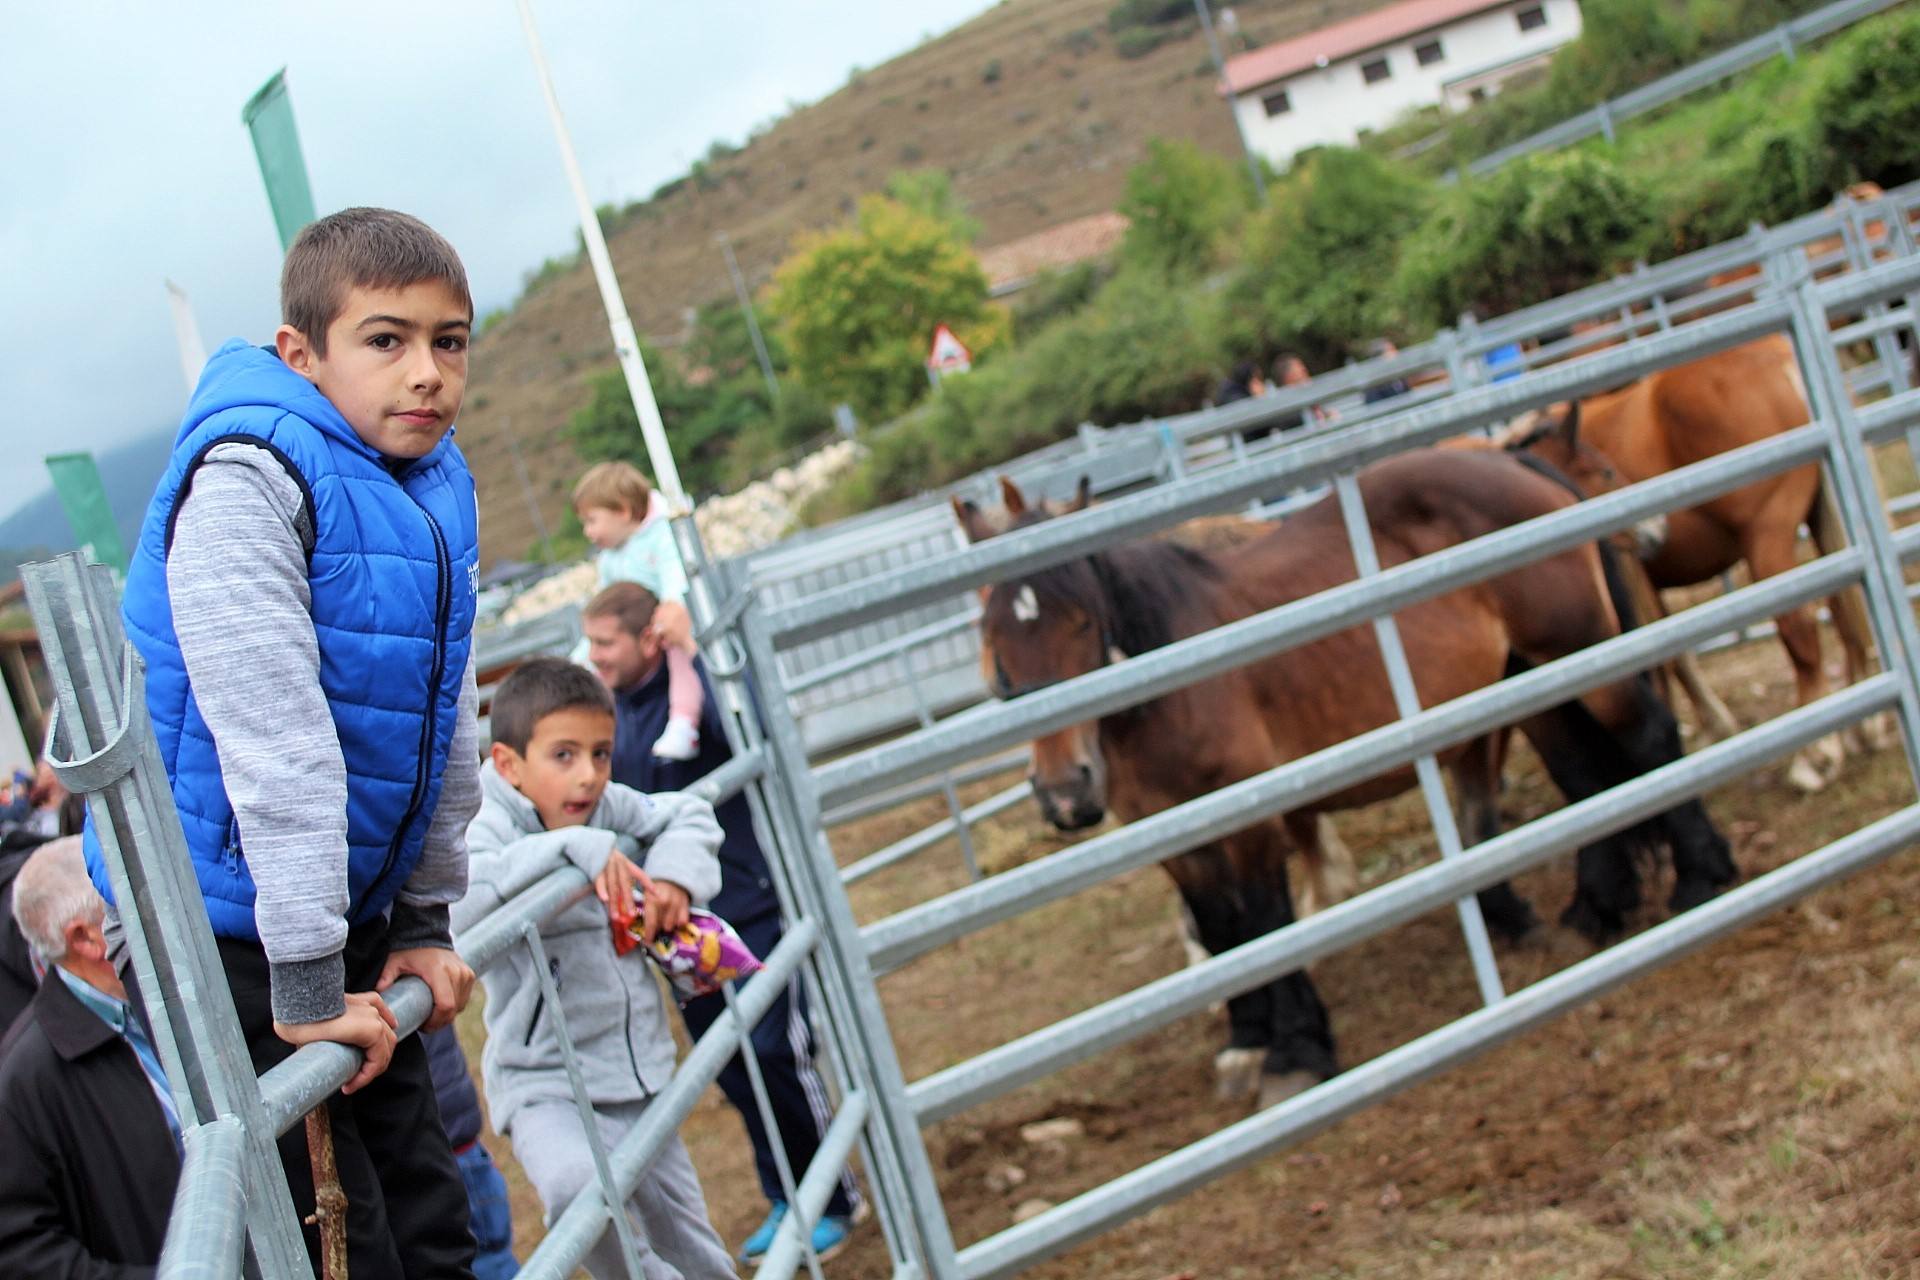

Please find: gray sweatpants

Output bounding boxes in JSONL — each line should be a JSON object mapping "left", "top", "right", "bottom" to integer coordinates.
{"left": 512, "top": 1098, "right": 736, "bottom": 1280}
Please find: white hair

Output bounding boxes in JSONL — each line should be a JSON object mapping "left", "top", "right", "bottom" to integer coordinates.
{"left": 10, "top": 837, "right": 103, "bottom": 965}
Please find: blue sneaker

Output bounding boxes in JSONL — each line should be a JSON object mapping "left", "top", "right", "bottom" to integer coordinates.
{"left": 738, "top": 1202, "right": 855, "bottom": 1264}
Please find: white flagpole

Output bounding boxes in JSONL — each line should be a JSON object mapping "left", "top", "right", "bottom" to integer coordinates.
{"left": 514, "top": 0, "right": 689, "bottom": 514}
{"left": 164, "top": 279, "right": 209, "bottom": 393}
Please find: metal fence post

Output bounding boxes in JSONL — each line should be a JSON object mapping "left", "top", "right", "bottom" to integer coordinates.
{"left": 21, "top": 555, "right": 312, "bottom": 1278}
{"left": 1331, "top": 474, "right": 1507, "bottom": 1006}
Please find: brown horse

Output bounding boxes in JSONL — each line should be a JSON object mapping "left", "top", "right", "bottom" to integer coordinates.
{"left": 1505, "top": 335, "right": 1884, "bottom": 791}
{"left": 955, "top": 452, "right": 1735, "bottom": 1107}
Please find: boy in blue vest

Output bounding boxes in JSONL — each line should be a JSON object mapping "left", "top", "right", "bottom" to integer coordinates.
{"left": 91, "top": 207, "right": 484, "bottom": 1275}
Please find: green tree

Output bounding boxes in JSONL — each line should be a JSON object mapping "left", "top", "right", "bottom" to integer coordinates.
{"left": 1392, "top": 151, "right": 1650, "bottom": 328}
{"left": 767, "top": 195, "right": 1008, "bottom": 423}
{"left": 1118, "top": 138, "right": 1253, "bottom": 276}
{"left": 1815, "top": 6, "right": 1920, "bottom": 188}
{"left": 1225, "top": 148, "right": 1431, "bottom": 367}
{"left": 884, "top": 169, "right": 983, "bottom": 243}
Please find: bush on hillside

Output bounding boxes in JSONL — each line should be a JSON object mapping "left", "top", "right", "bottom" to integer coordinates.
{"left": 1012, "top": 262, "right": 1111, "bottom": 342}
{"left": 1392, "top": 151, "right": 1651, "bottom": 327}
{"left": 1224, "top": 148, "right": 1431, "bottom": 368}
{"left": 1815, "top": 6, "right": 1920, "bottom": 188}
{"left": 767, "top": 195, "right": 1008, "bottom": 424}
{"left": 1107, "top": 0, "right": 1191, "bottom": 31}
{"left": 1659, "top": 117, "right": 1841, "bottom": 253}
{"left": 1118, "top": 138, "right": 1253, "bottom": 276}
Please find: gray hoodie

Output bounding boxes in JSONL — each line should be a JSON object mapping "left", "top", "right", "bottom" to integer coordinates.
{"left": 454, "top": 761, "right": 722, "bottom": 1136}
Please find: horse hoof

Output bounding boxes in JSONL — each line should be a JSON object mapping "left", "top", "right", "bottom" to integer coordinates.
{"left": 1257, "top": 1069, "right": 1321, "bottom": 1110}
{"left": 1560, "top": 899, "right": 1623, "bottom": 944}
{"left": 1214, "top": 1048, "right": 1264, "bottom": 1103}
{"left": 1785, "top": 754, "right": 1830, "bottom": 794}
{"left": 1669, "top": 876, "right": 1730, "bottom": 914}
{"left": 1862, "top": 712, "right": 1901, "bottom": 753}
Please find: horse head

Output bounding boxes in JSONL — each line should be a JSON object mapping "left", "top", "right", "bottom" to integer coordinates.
{"left": 953, "top": 476, "right": 1114, "bottom": 831}
{"left": 1502, "top": 402, "right": 1668, "bottom": 559}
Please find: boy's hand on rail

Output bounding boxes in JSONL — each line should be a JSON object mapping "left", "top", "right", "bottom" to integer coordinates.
{"left": 274, "top": 992, "right": 398, "bottom": 1094}
{"left": 641, "top": 879, "right": 690, "bottom": 945}
{"left": 377, "top": 947, "right": 476, "bottom": 1032}
{"left": 596, "top": 850, "right": 646, "bottom": 926}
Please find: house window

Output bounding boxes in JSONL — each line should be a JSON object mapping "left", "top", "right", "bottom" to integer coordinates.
{"left": 1516, "top": 4, "right": 1548, "bottom": 31}
{"left": 1262, "top": 89, "right": 1292, "bottom": 116}
{"left": 1470, "top": 85, "right": 1489, "bottom": 103}
{"left": 1415, "top": 39, "right": 1445, "bottom": 65}
{"left": 1361, "top": 56, "right": 1391, "bottom": 84}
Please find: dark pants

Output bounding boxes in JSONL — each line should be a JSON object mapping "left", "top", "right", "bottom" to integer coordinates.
{"left": 219, "top": 922, "right": 477, "bottom": 1279}
{"left": 678, "top": 913, "right": 856, "bottom": 1220}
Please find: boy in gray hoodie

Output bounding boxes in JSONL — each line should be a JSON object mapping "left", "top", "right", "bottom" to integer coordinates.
{"left": 454, "top": 658, "right": 735, "bottom": 1279}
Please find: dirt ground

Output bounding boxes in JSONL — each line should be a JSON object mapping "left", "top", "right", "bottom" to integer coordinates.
{"left": 469, "top": 622, "right": 1920, "bottom": 1279}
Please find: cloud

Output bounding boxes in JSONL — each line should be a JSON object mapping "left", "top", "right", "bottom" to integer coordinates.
{"left": 0, "top": 1, "right": 994, "bottom": 521}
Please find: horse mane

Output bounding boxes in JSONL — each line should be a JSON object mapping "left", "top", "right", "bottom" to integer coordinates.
{"left": 1016, "top": 536, "right": 1227, "bottom": 657}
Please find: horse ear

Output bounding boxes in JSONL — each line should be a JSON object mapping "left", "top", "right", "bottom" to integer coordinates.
{"left": 1065, "top": 475, "right": 1093, "bottom": 513}
{"left": 952, "top": 495, "right": 991, "bottom": 543}
{"left": 999, "top": 475, "right": 1029, "bottom": 517}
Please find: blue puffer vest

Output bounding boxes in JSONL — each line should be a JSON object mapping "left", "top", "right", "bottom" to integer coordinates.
{"left": 86, "top": 340, "right": 478, "bottom": 940}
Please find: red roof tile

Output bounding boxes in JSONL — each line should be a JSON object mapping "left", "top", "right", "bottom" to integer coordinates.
{"left": 1223, "top": 0, "right": 1511, "bottom": 93}
{"left": 977, "top": 212, "right": 1131, "bottom": 293}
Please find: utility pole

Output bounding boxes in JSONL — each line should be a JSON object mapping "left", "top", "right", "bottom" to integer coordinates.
{"left": 716, "top": 231, "right": 781, "bottom": 406}
{"left": 1194, "top": 0, "right": 1269, "bottom": 203}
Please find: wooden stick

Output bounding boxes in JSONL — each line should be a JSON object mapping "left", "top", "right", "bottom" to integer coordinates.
{"left": 304, "top": 1106, "right": 349, "bottom": 1279}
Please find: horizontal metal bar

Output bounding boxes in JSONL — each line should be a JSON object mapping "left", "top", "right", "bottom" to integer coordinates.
{"left": 843, "top": 779, "right": 1035, "bottom": 885}
{"left": 957, "top": 795, "right": 1920, "bottom": 1279}
{"left": 862, "top": 550, "right": 1864, "bottom": 973}
{"left": 909, "top": 675, "right": 1891, "bottom": 1124}
{"left": 687, "top": 745, "right": 766, "bottom": 808}
{"left": 1854, "top": 385, "right": 1920, "bottom": 447}
{"left": 818, "top": 425, "right": 1827, "bottom": 811}
{"left": 821, "top": 750, "right": 1030, "bottom": 828}
{"left": 156, "top": 1117, "right": 250, "bottom": 1280}
{"left": 1830, "top": 307, "right": 1915, "bottom": 346}
{"left": 519, "top": 922, "right": 821, "bottom": 1280}
{"left": 785, "top": 607, "right": 981, "bottom": 696}
{"left": 749, "top": 1090, "right": 875, "bottom": 1280}
{"left": 767, "top": 300, "right": 1794, "bottom": 648}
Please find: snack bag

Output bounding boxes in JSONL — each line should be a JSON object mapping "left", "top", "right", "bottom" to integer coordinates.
{"left": 614, "top": 903, "right": 762, "bottom": 1002}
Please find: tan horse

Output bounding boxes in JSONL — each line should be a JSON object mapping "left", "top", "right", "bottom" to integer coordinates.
{"left": 1508, "top": 336, "right": 1884, "bottom": 791}
{"left": 956, "top": 454, "right": 1735, "bottom": 1107}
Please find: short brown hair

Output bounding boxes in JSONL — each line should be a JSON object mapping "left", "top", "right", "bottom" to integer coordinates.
{"left": 489, "top": 657, "right": 613, "bottom": 755}
{"left": 281, "top": 208, "right": 473, "bottom": 355}
{"left": 583, "top": 582, "right": 660, "bottom": 639}
{"left": 572, "top": 461, "right": 653, "bottom": 517}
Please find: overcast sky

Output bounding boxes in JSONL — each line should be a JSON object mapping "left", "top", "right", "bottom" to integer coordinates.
{"left": 0, "top": 1, "right": 998, "bottom": 522}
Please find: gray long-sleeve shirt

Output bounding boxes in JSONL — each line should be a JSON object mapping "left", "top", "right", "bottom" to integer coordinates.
{"left": 168, "top": 442, "right": 480, "bottom": 1023}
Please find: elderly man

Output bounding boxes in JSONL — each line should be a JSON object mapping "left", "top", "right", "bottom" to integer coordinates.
{"left": 0, "top": 837, "right": 181, "bottom": 1276}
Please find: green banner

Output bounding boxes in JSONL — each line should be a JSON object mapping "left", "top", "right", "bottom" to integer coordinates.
{"left": 241, "top": 69, "right": 317, "bottom": 251}
{"left": 45, "top": 452, "right": 129, "bottom": 577}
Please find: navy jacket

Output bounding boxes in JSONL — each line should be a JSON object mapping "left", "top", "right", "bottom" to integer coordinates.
{"left": 0, "top": 973, "right": 180, "bottom": 1276}
{"left": 421, "top": 1024, "right": 483, "bottom": 1150}
{"left": 609, "top": 658, "right": 777, "bottom": 927}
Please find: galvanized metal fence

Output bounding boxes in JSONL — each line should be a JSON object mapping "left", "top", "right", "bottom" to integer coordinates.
{"left": 28, "top": 220, "right": 1919, "bottom": 1280}
{"left": 746, "top": 178, "right": 1919, "bottom": 897}
{"left": 1451, "top": 0, "right": 1909, "bottom": 180}
{"left": 21, "top": 554, "right": 867, "bottom": 1280}
{"left": 730, "top": 246, "right": 1920, "bottom": 1277}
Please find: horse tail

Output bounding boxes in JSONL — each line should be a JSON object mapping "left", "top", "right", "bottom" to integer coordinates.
{"left": 1811, "top": 474, "right": 1878, "bottom": 682}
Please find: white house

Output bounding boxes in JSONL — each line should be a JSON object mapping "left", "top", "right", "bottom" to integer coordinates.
{"left": 1222, "top": 0, "right": 1584, "bottom": 166}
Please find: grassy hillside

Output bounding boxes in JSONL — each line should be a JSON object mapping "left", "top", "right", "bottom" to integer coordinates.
{"left": 460, "top": 0, "right": 1386, "bottom": 564}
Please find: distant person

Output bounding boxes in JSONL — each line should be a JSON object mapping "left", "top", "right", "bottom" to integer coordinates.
{"left": 87, "top": 207, "right": 483, "bottom": 1274}
{"left": 0, "top": 838, "right": 180, "bottom": 1274}
{"left": 454, "top": 658, "right": 736, "bottom": 1280}
{"left": 573, "top": 461, "right": 705, "bottom": 761}
{"left": 1212, "top": 359, "right": 1266, "bottom": 408}
{"left": 1486, "top": 340, "right": 1526, "bottom": 382}
{"left": 423, "top": 1024, "right": 520, "bottom": 1279}
{"left": 1360, "top": 338, "right": 1411, "bottom": 405}
{"left": 1245, "top": 351, "right": 1331, "bottom": 444}
{"left": 584, "top": 583, "right": 864, "bottom": 1265}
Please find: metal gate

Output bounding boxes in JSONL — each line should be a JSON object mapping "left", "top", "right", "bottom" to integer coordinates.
{"left": 23, "top": 251, "right": 1920, "bottom": 1277}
